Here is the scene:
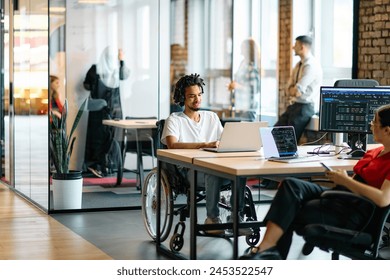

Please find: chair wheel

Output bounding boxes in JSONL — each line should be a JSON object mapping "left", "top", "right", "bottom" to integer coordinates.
{"left": 246, "top": 230, "right": 260, "bottom": 246}
{"left": 302, "top": 243, "right": 314, "bottom": 255}
{"left": 170, "top": 233, "right": 184, "bottom": 252}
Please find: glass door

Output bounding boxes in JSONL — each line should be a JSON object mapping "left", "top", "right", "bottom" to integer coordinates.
{"left": 2, "top": 0, "right": 50, "bottom": 210}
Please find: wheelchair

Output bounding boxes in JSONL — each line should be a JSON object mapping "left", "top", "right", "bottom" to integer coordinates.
{"left": 142, "top": 163, "right": 261, "bottom": 253}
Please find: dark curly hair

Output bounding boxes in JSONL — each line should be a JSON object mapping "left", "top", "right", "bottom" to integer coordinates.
{"left": 377, "top": 104, "right": 390, "bottom": 127}
{"left": 173, "top": 73, "right": 205, "bottom": 106}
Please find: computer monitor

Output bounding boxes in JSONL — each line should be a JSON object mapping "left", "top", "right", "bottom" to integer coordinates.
{"left": 319, "top": 86, "right": 390, "bottom": 157}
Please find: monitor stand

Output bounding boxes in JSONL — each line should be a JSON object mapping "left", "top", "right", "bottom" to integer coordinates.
{"left": 338, "top": 133, "right": 367, "bottom": 160}
{"left": 334, "top": 132, "right": 344, "bottom": 154}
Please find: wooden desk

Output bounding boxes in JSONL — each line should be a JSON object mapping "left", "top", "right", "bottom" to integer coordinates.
{"left": 156, "top": 147, "right": 358, "bottom": 260}
{"left": 193, "top": 156, "right": 358, "bottom": 177}
{"left": 157, "top": 149, "right": 262, "bottom": 164}
{"left": 103, "top": 119, "right": 157, "bottom": 129}
{"left": 103, "top": 119, "right": 157, "bottom": 187}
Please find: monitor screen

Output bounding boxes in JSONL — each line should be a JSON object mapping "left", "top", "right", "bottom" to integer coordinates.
{"left": 319, "top": 86, "right": 390, "bottom": 133}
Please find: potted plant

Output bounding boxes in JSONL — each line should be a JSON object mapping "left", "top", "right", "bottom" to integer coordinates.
{"left": 50, "top": 98, "right": 87, "bottom": 210}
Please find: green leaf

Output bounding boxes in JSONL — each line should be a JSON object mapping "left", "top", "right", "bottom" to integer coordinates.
{"left": 50, "top": 97, "right": 87, "bottom": 175}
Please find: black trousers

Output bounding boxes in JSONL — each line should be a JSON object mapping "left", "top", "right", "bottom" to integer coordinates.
{"left": 274, "top": 103, "right": 314, "bottom": 142}
{"left": 264, "top": 177, "right": 372, "bottom": 259}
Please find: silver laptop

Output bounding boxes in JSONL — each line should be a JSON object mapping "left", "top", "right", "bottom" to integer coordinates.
{"left": 203, "top": 121, "right": 268, "bottom": 153}
{"left": 260, "top": 126, "right": 319, "bottom": 163}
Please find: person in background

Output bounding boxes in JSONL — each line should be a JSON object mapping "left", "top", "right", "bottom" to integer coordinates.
{"left": 228, "top": 38, "right": 261, "bottom": 121}
{"left": 161, "top": 73, "right": 252, "bottom": 236}
{"left": 275, "top": 35, "right": 322, "bottom": 142}
{"left": 240, "top": 104, "right": 390, "bottom": 260}
{"left": 259, "top": 35, "right": 322, "bottom": 190}
{"left": 49, "top": 75, "right": 64, "bottom": 174}
{"left": 50, "top": 75, "right": 63, "bottom": 119}
{"left": 83, "top": 46, "right": 130, "bottom": 178}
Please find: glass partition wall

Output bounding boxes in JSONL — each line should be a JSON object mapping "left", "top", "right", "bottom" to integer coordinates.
{"left": 1, "top": 0, "right": 275, "bottom": 212}
{"left": 1, "top": 0, "right": 168, "bottom": 212}
{"left": 1, "top": 0, "right": 50, "bottom": 211}
{"left": 0, "top": 0, "right": 355, "bottom": 212}
{"left": 48, "top": 0, "right": 164, "bottom": 211}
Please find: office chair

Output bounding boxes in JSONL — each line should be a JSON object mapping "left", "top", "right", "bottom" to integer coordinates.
{"left": 298, "top": 189, "right": 390, "bottom": 260}
{"left": 333, "top": 79, "right": 379, "bottom": 88}
{"left": 141, "top": 120, "right": 261, "bottom": 253}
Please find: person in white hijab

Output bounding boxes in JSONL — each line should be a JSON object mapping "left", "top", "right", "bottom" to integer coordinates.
{"left": 97, "top": 46, "right": 123, "bottom": 88}
{"left": 83, "top": 46, "right": 130, "bottom": 177}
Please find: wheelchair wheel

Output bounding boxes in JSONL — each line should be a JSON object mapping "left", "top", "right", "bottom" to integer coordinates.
{"left": 142, "top": 168, "right": 173, "bottom": 242}
{"left": 245, "top": 217, "right": 261, "bottom": 246}
{"left": 170, "top": 233, "right": 184, "bottom": 252}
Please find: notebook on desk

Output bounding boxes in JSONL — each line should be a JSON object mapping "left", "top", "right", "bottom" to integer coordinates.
{"left": 202, "top": 121, "right": 267, "bottom": 153}
{"left": 260, "top": 126, "right": 319, "bottom": 163}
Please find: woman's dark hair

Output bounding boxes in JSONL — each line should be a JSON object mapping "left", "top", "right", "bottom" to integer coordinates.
{"left": 173, "top": 73, "right": 205, "bottom": 106}
{"left": 50, "top": 75, "right": 59, "bottom": 100}
{"left": 377, "top": 104, "right": 390, "bottom": 127}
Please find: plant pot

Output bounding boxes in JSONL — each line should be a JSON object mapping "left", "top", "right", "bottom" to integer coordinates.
{"left": 52, "top": 171, "right": 83, "bottom": 210}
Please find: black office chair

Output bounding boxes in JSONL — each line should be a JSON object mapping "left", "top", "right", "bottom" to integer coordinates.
{"left": 298, "top": 189, "right": 390, "bottom": 260}
{"left": 333, "top": 78, "right": 379, "bottom": 88}
{"left": 141, "top": 120, "right": 261, "bottom": 253}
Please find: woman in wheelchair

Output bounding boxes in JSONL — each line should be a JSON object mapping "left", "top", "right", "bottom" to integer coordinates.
{"left": 240, "top": 104, "right": 390, "bottom": 260}
{"left": 162, "top": 73, "right": 252, "bottom": 236}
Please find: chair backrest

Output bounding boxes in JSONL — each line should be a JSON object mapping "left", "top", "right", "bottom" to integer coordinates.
{"left": 155, "top": 119, "right": 189, "bottom": 193}
{"left": 333, "top": 79, "right": 379, "bottom": 88}
{"left": 156, "top": 119, "right": 166, "bottom": 149}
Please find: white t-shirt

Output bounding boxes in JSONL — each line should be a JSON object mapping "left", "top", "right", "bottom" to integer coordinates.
{"left": 161, "top": 111, "right": 223, "bottom": 145}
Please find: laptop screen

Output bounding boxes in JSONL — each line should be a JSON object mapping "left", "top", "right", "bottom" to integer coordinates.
{"left": 260, "top": 126, "right": 298, "bottom": 158}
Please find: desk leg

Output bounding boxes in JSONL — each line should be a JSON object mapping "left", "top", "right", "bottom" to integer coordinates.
{"left": 232, "top": 177, "right": 239, "bottom": 259}
{"left": 115, "top": 128, "right": 127, "bottom": 186}
{"left": 136, "top": 129, "right": 144, "bottom": 191}
{"left": 156, "top": 161, "right": 161, "bottom": 247}
{"left": 189, "top": 169, "right": 197, "bottom": 260}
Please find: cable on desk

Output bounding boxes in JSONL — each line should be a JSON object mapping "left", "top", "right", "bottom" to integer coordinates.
{"left": 300, "top": 132, "right": 328, "bottom": 146}
{"left": 306, "top": 143, "right": 334, "bottom": 156}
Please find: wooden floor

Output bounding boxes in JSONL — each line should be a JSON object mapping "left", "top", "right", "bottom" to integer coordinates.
{"left": 0, "top": 184, "right": 112, "bottom": 260}
{"left": 3, "top": 180, "right": 390, "bottom": 261}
